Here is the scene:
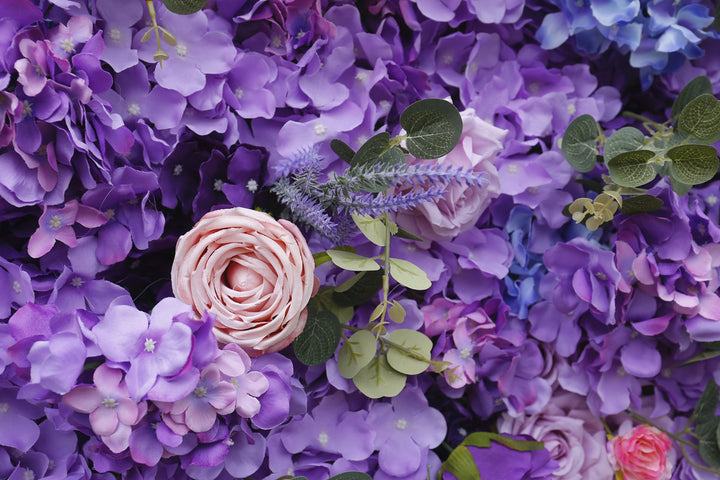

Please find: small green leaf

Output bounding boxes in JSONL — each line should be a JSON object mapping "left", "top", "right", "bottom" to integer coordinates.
{"left": 351, "top": 132, "right": 405, "bottom": 169}
{"left": 353, "top": 354, "right": 407, "bottom": 398}
{"left": 388, "top": 300, "right": 406, "bottom": 323}
{"left": 693, "top": 379, "right": 719, "bottom": 423}
{"left": 327, "top": 250, "right": 380, "bottom": 271}
{"left": 698, "top": 418, "right": 720, "bottom": 469}
{"left": 369, "top": 302, "right": 385, "bottom": 322}
{"left": 162, "top": 0, "right": 208, "bottom": 14}
{"left": 561, "top": 114, "right": 601, "bottom": 172}
{"left": 672, "top": 76, "right": 714, "bottom": 120}
{"left": 667, "top": 145, "right": 719, "bottom": 185}
{"left": 401, "top": 98, "right": 463, "bottom": 159}
{"left": 606, "top": 150, "right": 657, "bottom": 187}
{"left": 332, "top": 269, "right": 384, "bottom": 307}
{"left": 604, "top": 127, "right": 646, "bottom": 162}
{"left": 680, "top": 350, "right": 720, "bottom": 367}
{"left": 395, "top": 227, "right": 424, "bottom": 241}
{"left": 328, "top": 473, "right": 373, "bottom": 480}
{"left": 337, "top": 330, "right": 377, "bottom": 379}
{"left": 352, "top": 212, "right": 388, "bottom": 246}
{"left": 386, "top": 329, "right": 433, "bottom": 375}
{"left": 388, "top": 258, "right": 431, "bottom": 290}
{"left": 441, "top": 446, "right": 481, "bottom": 480}
{"left": 461, "top": 432, "right": 544, "bottom": 452}
{"left": 619, "top": 195, "right": 664, "bottom": 215}
{"left": 670, "top": 175, "right": 693, "bottom": 196}
{"left": 330, "top": 139, "right": 356, "bottom": 163}
{"left": 293, "top": 310, "right": 342, "bottom": 366}
{"left": 677, "top": 93, "right": 720, "bottom": 144}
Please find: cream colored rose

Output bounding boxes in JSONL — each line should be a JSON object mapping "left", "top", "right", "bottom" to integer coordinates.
{"left": 171, "top": 207, "right": 316, "bottom": 356}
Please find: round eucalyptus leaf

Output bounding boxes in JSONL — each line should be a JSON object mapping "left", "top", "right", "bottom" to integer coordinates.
{"left": 353, "top": 354, "right": 406, "bottom": 398}
{"left": 351, "top": 212, "right": 388, "bottom": 246}
{"left": 293, "top": 310, "right": 342, "bottom": 366}
{"left": 388, "top": 258, "right": 431, "bottom": 290}
{"left": 667, "top": 145, "right": 719, "bottom": 185}
{"left": 328, "top": 472, "right": 373, "bottom": 480}
{"left": 330, "top": 139, "right": 356, "bottom": 163}
{"left": 561, "top": 114, "right": 600, "bottom": 172}
{"left": 162, "top": 0, "right": 208, "bottom": 14}
{"left": 619, "top": 195, "right": 664, "bottom": 215}
{"left": 386, "top": 329, "right": 433, "bottom": 375}
{"left": 400, "top": 98, "right": 462, "bottom": 159}
{"left": 351, "top": 132, "right": 404, "bottom": 169}
{"left": 604, "top": 127, "right": 646, "bottom": 162}
{"left": 606, "top": 150, "right": 657, "bottom": 187}
{"left": 327, "top": 250, "right": 380, "bottom": 271}
{"left": 677, "top": 93, "right": 720, "bottom": 144}
{"left": 337, "top": 330, "right": 377, "bottom": 379}
{"left": 332, "top": 269, "right": 384, "bottom": 307}
{"left": 671, "top": 75, "right": 713, "bottom": 120}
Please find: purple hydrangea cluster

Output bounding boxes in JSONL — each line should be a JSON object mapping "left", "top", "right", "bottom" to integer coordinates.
{"left": 1, "top": 1, "right": 720, "bottom": 480}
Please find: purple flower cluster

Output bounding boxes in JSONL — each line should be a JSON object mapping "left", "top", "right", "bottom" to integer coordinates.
{"left": 1, "top": 1, "right": 720, "bottom": 480}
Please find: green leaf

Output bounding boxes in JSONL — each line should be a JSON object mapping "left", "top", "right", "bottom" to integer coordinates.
{"left": 332, "top": 269, "right": 384, "bottom": 307}
{"left": 680, "top": 349, "right": 720, "bottom": 367}
{"left": 351, "top": 132, "right": 405, "bottom": 169}
{"left": 388, "top": 300, "right": 406, "bottom": 323}
{"left": 461, "top": 432, "right": 544, "bottom": 452}
{"left": 693, "top": 379, "right": 719, "bottom": 423}
{"left": 162, "top": 0, "right": 208, "bottom": 14}
{"left": 441, "top": 446, "right": 481, "bottom": 480}
{"left": 672, "top": 76, "right": 714, "bottom": 120}
{"left": 327, "top": 473, "right": 373, "bottom": 480}
{"left": 293, "top": 310, "right": 342, "bottom": 366}
{"left": 327, "top": 250, "right": 380, "bottom": 271}
{"left": 388, "top": 258, "right": 431, "bottom": 290}
{"left": 606, "top": 150, "right": 657, "bottom": 187}
{"left": 353, "top": 354, "right": 407, "bottom": 398}
{"left": 677, "top": 93, "right": 720, "bottom": 144}
{"left": 561, "top": 114, "right": 601, "bottom": 172}
{"left": 619, "top": 195, "right": 664, "bottom": 215}
{"left": 352, "top": 212, "right": 387, "bottom": 246}
{"left": 394, "top": 227, "right": 424, "bottom": 242}
{"left": 698, "top": 417, "right": 720, "bottom": 469}
{"left": 337, "top": 330, "right": 377, "bottom": 379}
{"left": 386, "top": 329, "right": 433, "bottom": 375}
{"left": 400, "top": 98, "right": 463, "bottom": 159}
{"left": 604, "top": 127, "right": 646, "bottom": 162}
{"left": 330, "top": 139, "right": 356, "bottom": 163}
{"left": 667, "top": 145, "right": 719, "bottom": 185}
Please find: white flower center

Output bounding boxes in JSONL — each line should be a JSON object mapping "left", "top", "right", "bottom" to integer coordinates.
{"left": 194, "top": 386, "right": 208, "bottom": 398}
{"left": 173, "top": 164, "right": 183, "bottom": 176}
{"left": 507, "top": 164, "right": 518, "bottom": 174}
{"left": 355, "top": 71, "right": 368, "bottom": 81}
{"left": 109, "top": 29, "right": 122, "bottom": 42}
{"left": 176, "top": 43, "right": 188, "bottom": 57}
{"left": 102, "top": 397, "right": 118, "bottom": 408}
{"left": 22, "top": 101, "right": 32, "bottom": 118}
{"left": 127, "top": 102, "right": 141, "bottom": 116}
{"left": 104, "top": 208, "right": 115, "bottom": 219}
{"left": 442, "top": 54, "right": 453, "bottom": 65}
{"left": 595, "top": 271, "right": 607, "bottom": 281}
{"left": 314, "top": 124, "right": 326, "bottom": 135}
{"left": 213, "top": 179, "right": 224, "bottom": 191}
{"left": 144, "top": 338, "right": 157, "bottom": 353}
{"left": 234, "top": 87, "right": 244, "bottom": 99}
{"left": 707, "top": 195, "right": 718, "bottom": 205}
{"left": 567, "top": 103, "right": 576, "bottom": 115}
{"left": 460, "top": 348, "right": 471, "bottom": 359}
{"left": 225, "top": 438, "right": 234, "bottom": 446}
{"left": 272, "top": 35, "right": 283, "bottom": 48}
{"left": 23, "top": 469, "right": 34, "bottom": 480}
{"left": 49, "top": 215, "right": 63, "bottom": 229}
{"left": 71, "top": 277, "right": 84, "bottom": 288}
{"left": 317, "top": 432, "right": 329, "bottom": 445}
{"left": 379, "top": 100, "right": 391, "bottom": 110}
{"left": 395, "top": 418, "right": 408, "bottom": 430}
{"left": 60, "top": 38, "right": 75, "bottom": 53}
{"left": 12, "top": 281, "right": 21, "bottom": 294}
{"left": 246, "top": 179, "right": 258, "bottom": 193}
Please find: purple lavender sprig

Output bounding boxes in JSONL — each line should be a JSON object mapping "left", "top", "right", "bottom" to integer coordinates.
{"left": 336, "top": 185, "right": 450, "bottom": 216}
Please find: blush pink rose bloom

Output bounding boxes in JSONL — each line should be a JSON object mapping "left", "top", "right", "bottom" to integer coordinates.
{"left": 393, "top": 107, "right": 507, "bottom": 242}
{"left": 171, "top": 207, "right": 316, "bottom": 356}
{"left": 607, "top": 424, "right": 673, "bottom": 480}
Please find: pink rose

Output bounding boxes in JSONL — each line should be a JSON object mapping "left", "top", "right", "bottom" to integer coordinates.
{"left": 171, "top": 207, "right": 316, "bottom": 356}
{"left": 394, "top": 107, "right": 507, "bottom": 242}
{"left": 607, "top": 424, "right": 673, "bottom": 480}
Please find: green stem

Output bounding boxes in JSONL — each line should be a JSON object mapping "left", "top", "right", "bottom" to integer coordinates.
{"left": 680, "top": 443, "right": 720, "bottom": 475}
{"left": 621, "top": 111, "right": 667, "bottom": 131}
{"left": 341, "top": 324, "right": 433, "bottom": 365}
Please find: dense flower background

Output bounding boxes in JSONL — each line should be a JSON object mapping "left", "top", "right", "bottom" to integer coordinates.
{"left": 2, "top": 0, "right": 720, "bottom": 479}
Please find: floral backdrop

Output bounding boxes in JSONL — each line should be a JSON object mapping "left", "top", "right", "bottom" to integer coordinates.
{"left": 2, "top": 0, "right": 720, "bottom": 480}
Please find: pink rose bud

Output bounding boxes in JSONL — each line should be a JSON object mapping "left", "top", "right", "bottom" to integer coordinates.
{"left": 171, "top": 207, "right": 316, "bottom": 357}
{"left": 607, "top": 424, "right": 673, "bottom": 480}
